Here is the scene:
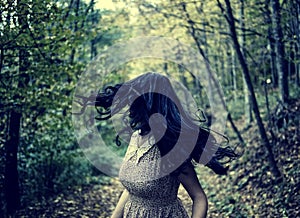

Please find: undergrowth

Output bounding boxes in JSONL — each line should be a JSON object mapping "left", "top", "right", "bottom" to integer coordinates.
{"left": 199, "top": 98, "right": 300, "bottom": 217}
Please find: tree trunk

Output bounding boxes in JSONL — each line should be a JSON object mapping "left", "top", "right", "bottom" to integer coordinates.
{"left": 292, "top": 0, "right": 300, "bottom": 86}
{"left": 288, "top": 41, "right": 296, "bottom": 81}
{"left": 218, "top": 0, "right": 281, "bottom": 178}
{"left": 202, "top": 23, "right": 214, "bottom": 106}
{"left": 227, "top": 47, "right": 233, "bottom": 89}
{"left": 90, "top": 7, "right": 98, "bottom": 60}
{"left": 264, "top": 0, "right": 279, "bottom": 88}
{"left": 231, "top": 45, "right": 238, "bottom": 101}
{"left": 263, "top": 54, "right": 271, "bottom": 119}
{"left": 269, "top": 37, "right": 278, "bottom": 88}
{"left": 4, "top": 1, "right": 31, "bottom": 214}
{"left": 217, "top": 20, "right": 226, "bottom": 88}
{"left": 220, "top": 50, "right": 226, "bottom": 88}
{"left": 4, "top": 110, "right": 21, "bottom": 215}
{"left": 70, "top": 0, "right": 80, "bottom": 64}
{"left": 296, "top": 43, "right": 300, "bottom": 86}
{"left": 239, "top": 0, "right": 253, "bottom": 124}
{"left": 270, "top": 0, "right": 289, "bottom": 103}
{"left": 287, "top": 0, "right": 300, "bottom": 88}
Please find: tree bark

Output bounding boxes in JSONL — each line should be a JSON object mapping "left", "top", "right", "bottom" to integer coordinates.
{"left": 90, "top": 7, "right": 98, "bottom": 60}
{"left": 4, "top": 110, "right": 21, "bottom": 215}
{"left": 218, "top": 0, "right": 281, "bottom": 177}
{"left": 4, "top": 1, "right": 30, "bottom": 214}
{"left": 296, "top": 43, "right": 300, "bottom": 86}
{"left": 231, "top": 45, "right": 237, "bottom": 101}
{"left": 70, "top": 0, "right": 80, "bottom": 64}
{"left": 264, "top": 0, "right": 279, "bottom": 88}
{"left": 291, "top": 0, "right": 300, "bottom": 86}
{"left": 239, "top": 0, "right": 253, "bottom": 124}
{"left": 295, "top": 1, "right": 300, "bottom": 86}
{"left": 270, "top": 0, "right": 289, "bottom": 103}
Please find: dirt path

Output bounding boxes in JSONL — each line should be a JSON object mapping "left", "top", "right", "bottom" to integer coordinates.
{"left": 17, "top": 177, "right": 193, "bottom": 217}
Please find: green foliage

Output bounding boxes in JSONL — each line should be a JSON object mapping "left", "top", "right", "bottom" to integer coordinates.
{"left": 0, "top": 0, "right": 125, "bottom": 214}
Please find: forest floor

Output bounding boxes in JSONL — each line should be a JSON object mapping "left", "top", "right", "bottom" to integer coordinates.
{"left": 16, "top": 99, "right": 300, "bottom": 217}
{"left": 15, "top": 177, "right": 193, "bottom": 217}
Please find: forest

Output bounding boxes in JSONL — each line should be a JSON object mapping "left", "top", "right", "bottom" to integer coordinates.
{"left": 0, "top": 0, "right": 299, "bottom": 217}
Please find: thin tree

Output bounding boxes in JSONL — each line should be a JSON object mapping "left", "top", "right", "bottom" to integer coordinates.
{"left": 239, "top": 0, "right": 253, "bottom": 124}
{"left": 217, "top": 0, "right": 281, "bottom": 178}
{"left": 4, "top": 0, "right": 30, "bottom": 215}
{"left": 180, "top": 2, "right": 245, "bottom": 146}
{"left": 270, "top": 0, "right": 289, "bottom": 103}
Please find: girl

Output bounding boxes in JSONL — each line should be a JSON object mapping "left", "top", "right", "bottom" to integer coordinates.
{"left": 83, "top": 72, "right": 237, "bottom": 218}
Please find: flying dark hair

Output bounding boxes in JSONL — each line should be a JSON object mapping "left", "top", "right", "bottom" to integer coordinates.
{"left": 77, "top": 72, "right": 238, "bottom": 175}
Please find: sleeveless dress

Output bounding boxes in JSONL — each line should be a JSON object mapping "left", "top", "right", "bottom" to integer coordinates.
{"left": 119, "top": 132, "right": 189, "bottom": 218}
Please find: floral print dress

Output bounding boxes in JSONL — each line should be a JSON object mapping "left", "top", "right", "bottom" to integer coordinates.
{"left": 119, "top": 131, "right": 189, "bottom": 218}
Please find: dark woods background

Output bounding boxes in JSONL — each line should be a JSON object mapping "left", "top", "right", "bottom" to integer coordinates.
{"left": 0, "top": 0, "right": 299, "bottom": 217}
